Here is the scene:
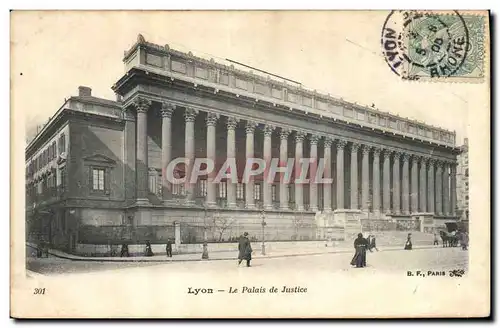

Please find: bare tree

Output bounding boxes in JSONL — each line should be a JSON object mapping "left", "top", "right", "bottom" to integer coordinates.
{"left": 212, "top": 214, "right": 235, "bottom": 242}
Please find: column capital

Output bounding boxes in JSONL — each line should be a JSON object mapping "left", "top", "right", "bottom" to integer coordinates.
{"left": 184, "top": 107, "right": 198, "bottom": 122}
{"left": 324, "top": 137, "right": 333, "bottom": 147}
{"left": 161, "top": 102, "right": 175, "bottom": 118}
{"left": 428, "top": 158, "right": 436, "bottom": 166}
{"left": 246, "top": 121, "right": 258, "bottom": 134}
{"left": 436, "top": 160, "right": 445, "bottom": 169}
{"left": 420, "top": 156, "right": 429, "bottom": 164}
{"left": 351, "top": 142, "right": 360, "bottom": 152}
{"left": 310, "top": 134, "right": 320, "bottom": 145}
{"left": 206, "top": 112, "right": 220, "bottom": 126}
{"left": 295, "top": 131, "right": 307, "bottom": 142}
{"left": 226, "top": 117, "right": 239, "bottom": 130}
{"left": 280, "top": 128, "right": 291, "bottom": 140}
{"left": 402, "top": 153, "right": 411, "bottom": 162}
{"left": 412, "top": 154, "right": 421, "bottom": 162}
{"left": 393, "top": 151, "right": 402, "bottom": 160}
{"left": 335, "top": 139, "right": 347, "bottom": 149}
{"left": 373, "top": 147, "right": 382, "bottom": 156}
{"left": 133, "top": 96, "right": 152, "bottom": 113}
{"left": 263, "top": 124, "right": 276, "bottom": 136}
{"left": 381, "top": 148, "right": 392, "bottom": 156}
{"left": 362, "top": 145, "right": 372, "bottom": 155}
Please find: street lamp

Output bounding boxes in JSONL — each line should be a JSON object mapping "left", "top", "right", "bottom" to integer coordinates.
{"left": 261, "top": 210, "right": 267, "bottom": 255}
{"left": 202, "top": 204, "right": 209, "bottom": 260}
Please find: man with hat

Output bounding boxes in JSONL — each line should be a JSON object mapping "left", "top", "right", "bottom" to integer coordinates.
{"left": 238, "top": 232, "right": 253, "bottom": 267}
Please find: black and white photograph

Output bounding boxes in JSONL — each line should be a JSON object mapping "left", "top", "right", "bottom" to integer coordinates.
{"left": 10, "top": 10, "right": 490, "bottom": 318}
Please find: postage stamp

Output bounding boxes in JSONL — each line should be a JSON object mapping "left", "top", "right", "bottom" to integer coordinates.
{"left": 381, "top": 10, "right": 487, "bottom": 81}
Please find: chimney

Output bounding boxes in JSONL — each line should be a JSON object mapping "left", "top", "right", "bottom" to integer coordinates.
{"left": 78, "top": 86, "right": 92, "bottom": 97}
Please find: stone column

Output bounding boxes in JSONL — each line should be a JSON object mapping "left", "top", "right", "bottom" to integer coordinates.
{"left": 245, "top": 121, "right": 258, "bottom": 209}
{"left": 309, "top": 135, "right": 319, "bottom": 212}
{"left": 361, "top": 145, "right": 371, "bottom": 212}
{"left": 226, "top": 117, "right": 239, "bottom": 209}
{"left": 295, "top": 132, "right": 306, "bottom": 211}
{"left": 442, "top": 162, "right": 450, "bottom": 216}
{"left": 206, "top": 112, "right": 219, "bottom": 207}
{"left": 184, "top": 107, "right": 198, "bottom": 204}
{"left": 336, "top": 140, "right": 347, "bottom": 209}
{"left": 323, "top": 138, "right": 333, "bottom": 212}
{"left": 419, "top": 157, "right": 427, "bottom": 212}
{"left": 279, "top": 129, "right": 291, "bottom": 210}
{"left": 372, "top": 147, "right": 381, "bottom": 215}
{"left": 382, "top": 149, "right": 391, "bottom": 214}
{"left": 392, "top": 152, "right": 401, "bottom": 214}
{"left": 161, "top": 102, "right": 175, "bottom": 203}
{"left": 450, "top": 162, "right": 457, "bottom": 216}
{"left": 410, "top": 155, "right": 419, "bottom": 213}
{"left": 350, "top": 143, "right": 359, "bottom": 210}
{"left": 427, "top": 159, "right": 435, "bottom": 213}
{"left": 133, "top": 97, "right": 152, "bottom": 204}
{"left": 263, "top": 124, "right": 275, "bottom": 210}
{"left": 401, "top": 153, "right": 410, "bottom": 215}
{"left": 435, "top": 161, "right": 443, "bottom": 215}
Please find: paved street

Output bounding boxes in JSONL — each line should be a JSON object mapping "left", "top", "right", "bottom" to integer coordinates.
{"left": 27, "top": 246, "right": 468, "bottom": 276}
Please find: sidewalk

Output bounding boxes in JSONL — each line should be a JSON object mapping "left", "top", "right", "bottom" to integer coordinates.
{"left": 26, "top": 242, "right": 437, "bottom": 263}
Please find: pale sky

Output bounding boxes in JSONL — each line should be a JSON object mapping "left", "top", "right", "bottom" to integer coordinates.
{"left": 11, "top": 11, "right": 483, "bottom": 145}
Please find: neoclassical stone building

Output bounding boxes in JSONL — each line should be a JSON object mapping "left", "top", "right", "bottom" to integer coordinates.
{"left": 25, "top": 35, "right": 461, "bottom": 250}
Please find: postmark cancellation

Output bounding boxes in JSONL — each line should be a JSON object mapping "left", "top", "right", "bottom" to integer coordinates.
{"left": 381, "top": 10, "right": 488, "bottom": 82}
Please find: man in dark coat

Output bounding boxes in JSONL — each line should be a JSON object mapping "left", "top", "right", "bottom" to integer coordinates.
{"left": 350, "top": 233, "right": 369, "bottom": 268}
{"left": 166, "top": 238, "right": 173, "bottom": 257}
{"left": 238, "top": 232, "right": 253, "bottom": 267}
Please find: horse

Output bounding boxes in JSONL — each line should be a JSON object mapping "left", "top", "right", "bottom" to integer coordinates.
{"left": 440, "top": 231, "right": 458, "bottom": 247}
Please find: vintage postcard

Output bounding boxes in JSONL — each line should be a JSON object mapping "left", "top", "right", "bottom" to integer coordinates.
{"left": 10, "top": 10, "right": 490, "bottom": 318}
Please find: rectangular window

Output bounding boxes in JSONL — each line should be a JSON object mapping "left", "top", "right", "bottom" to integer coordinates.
{"left": 288, "top": 185, "right": 294, "bottom": 203}
{"left": 199, "top": 179, "right": 207, "bottom": 197}
{"left": 92, "top": 168, "right": 105, "bottom": 191}
{"left": 254, "top": 183, "right": 261, "bottom": 201}
{"left": 60, "top": 166, "right": 66, "bottom": 191}
{"left": 59, "top": 134, "right": 66, "bottom": 154}
{"left": 236, "top": 183, "right": 245, "bottom": 200}
{"left": 271, "top": 184, "right": 277, "bottom": 202}
{"left": 218, "top": 181, "right": 227, "bottom": 198}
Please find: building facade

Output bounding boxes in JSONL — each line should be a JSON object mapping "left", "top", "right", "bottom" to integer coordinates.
{"left": 456, "top": 138, "right": 469, "bottom": 222}
{"left": 25, "top": 35, "right": 461, "bottom": 252}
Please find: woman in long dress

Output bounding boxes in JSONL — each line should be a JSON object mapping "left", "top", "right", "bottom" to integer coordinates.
{"left": 350, "top": 233, "right": 369, "bottom": 268}
{"left": 404, "top": 233, "right": 413, "bottom": 250}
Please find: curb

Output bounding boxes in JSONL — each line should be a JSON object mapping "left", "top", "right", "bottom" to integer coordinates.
{"left": 26, "top": 243, "right": 438, "bottom": 263}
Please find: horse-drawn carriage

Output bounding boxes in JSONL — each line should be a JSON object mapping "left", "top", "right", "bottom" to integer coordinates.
{"left": 439, "top": 221, "right": 468, "bottom": 248}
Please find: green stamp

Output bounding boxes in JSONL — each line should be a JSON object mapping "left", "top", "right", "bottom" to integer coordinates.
{"left": 381, "top": 11, "right": 486, "bottom": 81}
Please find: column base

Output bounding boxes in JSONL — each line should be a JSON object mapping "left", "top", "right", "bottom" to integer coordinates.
{"left": 323, "top": 208, "right": 332, "bottom": 213}
{"left": 227, "top": 202, "right": 238, "bottom": 209}
{"left": 296, "top": 206, "right": 305, "bottom": 212}
{"left": 279, "top": 205, "right": 289, "bottom": 211}
{"left": 245, "top": 204, "right": 256, "bottom": 210}
{"left": 264, "top": 204, "right": 274, "bottom": 211}
{"left": 309, "top": 206, "right": 319, "bottom": 213}
{"left": 135, "top": 198, "right": 150, "bottom": 206}
{"left": 206, "top": 201, "right": 217, "bottom": 208}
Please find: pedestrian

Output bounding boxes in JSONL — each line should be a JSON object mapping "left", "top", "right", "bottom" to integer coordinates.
{"left": 238, "top": 232, "right": 253, "bottom": 267}
{"left": 120, "top": 243, "right": 130, "bottom": 257}
{"left": 461, "top": 232, "right": 469, "bottom": 250}
{"left": 404, "top": 233, "right": 413, "bottom": 250}
{"left": 433, "top": 233, "right": 439, "bottom": 246}
{"left": 369, "top": 234, "right": 379, "bottom": 252}
{"left": 350, "top": 233, "right": 369, "bottom": 268}
{"left": 166, "top": 238, "right": 173, "bottom": 257}
{"left": 145, "top": 241, "right": 154, "bottom": 257}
